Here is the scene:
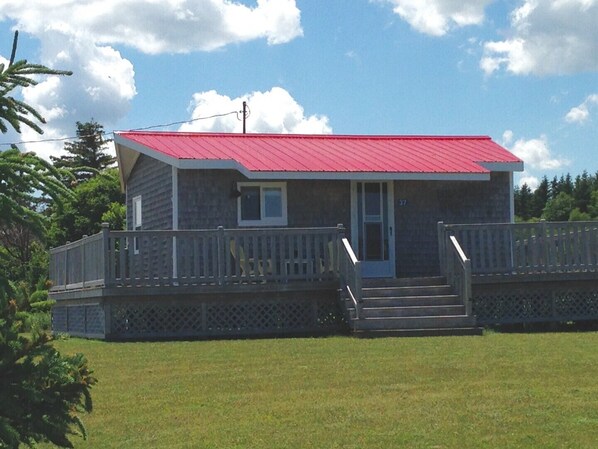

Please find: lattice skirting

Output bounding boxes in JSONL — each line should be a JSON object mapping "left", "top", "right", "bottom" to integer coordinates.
{"left": 52, "top": 303, "right": 106, "bottom": 338}
{"left": 52, "top": 290, "right": 345, "bottom": 340}
{"left": 473, "top": 281, "right": 598, "bottom": 325}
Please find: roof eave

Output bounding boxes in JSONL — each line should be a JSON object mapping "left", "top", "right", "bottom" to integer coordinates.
{"left": 478, "top": 161, "right": 524, "bottom": 172}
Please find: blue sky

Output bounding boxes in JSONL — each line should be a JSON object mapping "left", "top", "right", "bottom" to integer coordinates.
{"left": 0, "top": 0, "right": 596, "bottom": 188}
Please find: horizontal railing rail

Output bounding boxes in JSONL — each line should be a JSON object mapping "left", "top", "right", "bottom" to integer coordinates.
{"left": 50, "top": 224, "right": 344, "bottom": 291}
{"left": 439, "top": 221, "right": 598, "bottom": 277}
{"left": 338, "top": 237, "right": 362, "bottom": 321}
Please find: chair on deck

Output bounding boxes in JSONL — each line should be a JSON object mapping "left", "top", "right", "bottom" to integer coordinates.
{"left": 319, "top": 241, "right": 335, "bottom": 275}
{"left": 229, "top": 240, "right": 272, "bottom": 277}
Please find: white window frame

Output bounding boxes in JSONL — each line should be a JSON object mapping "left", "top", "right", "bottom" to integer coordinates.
{"left": 132, "top": 195, "right": 142, "bottom": 254}
{"left": 237, "top": 182, "right": 288, "bottom": 227}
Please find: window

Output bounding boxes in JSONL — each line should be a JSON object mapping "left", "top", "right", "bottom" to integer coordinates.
{"left": 237, "top": 182, "right": 287, "bottom": 226}
{"left": 132, "top": 195, "right": 142, "bottom": 253}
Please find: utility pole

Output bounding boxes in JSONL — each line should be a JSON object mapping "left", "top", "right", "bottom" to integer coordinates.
{"left": 242, "top": 101, "right": 247, "bottom": 134}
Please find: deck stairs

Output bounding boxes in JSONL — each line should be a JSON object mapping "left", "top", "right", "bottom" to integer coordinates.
{"left": 346, "top": 276, "right": 483, "bottom": 337}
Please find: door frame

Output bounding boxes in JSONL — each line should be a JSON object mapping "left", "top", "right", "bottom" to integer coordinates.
{"left": 350, "top": 180, "right": 396, "bottom": 278}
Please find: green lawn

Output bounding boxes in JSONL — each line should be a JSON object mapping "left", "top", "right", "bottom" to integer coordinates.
{"left": 49, "top": 332, "right": 598, "bottom": 449}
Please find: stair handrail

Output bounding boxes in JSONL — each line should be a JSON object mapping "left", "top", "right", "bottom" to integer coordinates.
{"left": 339, "top": 237, "right": 362, "bottom": 320}
{"left": 447, "top": 235, "right": 472, "bottom": 316}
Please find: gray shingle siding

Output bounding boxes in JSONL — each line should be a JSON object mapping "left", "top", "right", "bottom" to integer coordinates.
{"left": 394, "top": 172, "right": 511, "bottom": 277}
{"left": 127, "top": 155, "right": 511, "bottom": 278}
{"left": 126, "top": 154, "right": 173, "bottom": 230}
{"left": 178, "top": 169, "right": 239, "bottom": 229}
{"left": 177, "top": 171, "right": 352, "bottom": 231}
{"left": 287, "top": 180, "right": 351, "bottom": 229}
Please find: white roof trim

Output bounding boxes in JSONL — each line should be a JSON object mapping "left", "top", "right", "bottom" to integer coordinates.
{"left": 478, "top": 161, "right": 524, "bottom": 172}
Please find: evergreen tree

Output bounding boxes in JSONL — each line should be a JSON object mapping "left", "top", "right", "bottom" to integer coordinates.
{"left": 0, "top": 298, "right": 97, "bottom": 448}
{"left": 0, "top": 148, "right": 73, "bottom": 237}
{"left": 588, "top": 191, "right": 598, "bottom": 218}
{"left": 550, "top": 176, "right": 560, "bottom": 199}
{"left": 573, "top": 171, "right": 592, "bottom": 213}
{"left": 0, "top": 33, "right": 96, "bottom": 449}
{"left": 562, "top": 174, "right": 574, "bottom": 195}
{"left": 50, "top": 120, "right": 115, "bottom": 182}
{"left": 514, "top": 183, "right": 533, "bottom": 221}
{"left": 530, "top": 176, "right": 549, "bottom": 218}
{"left": 0, "top": 60, "right": 71, "bottom": 135}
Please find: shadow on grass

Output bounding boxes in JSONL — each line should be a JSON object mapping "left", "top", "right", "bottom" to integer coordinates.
{"left": 486, "top": 319, "right": 598, "bottom": 334}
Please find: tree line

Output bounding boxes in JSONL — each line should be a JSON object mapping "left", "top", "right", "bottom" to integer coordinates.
{"left": 515, "top": 172, "right": 598, "bottom": 222}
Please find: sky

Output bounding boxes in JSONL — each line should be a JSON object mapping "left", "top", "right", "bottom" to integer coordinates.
{"left": 0, "top": 0, "right": 596, "bottom": 189}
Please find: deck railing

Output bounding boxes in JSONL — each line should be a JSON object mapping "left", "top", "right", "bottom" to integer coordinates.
{"left": 439, "top": 221, "right": 598, "bottom": 276}
{"left": 446, "top": 235, "right": 472, "bottom": 315}
{"left": 50, "top": 224, "right": 344, "bottom": 291}
{"left": 338, "top": 237, "right": 362, "bottom": 320}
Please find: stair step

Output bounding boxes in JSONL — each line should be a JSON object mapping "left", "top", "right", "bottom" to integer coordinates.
{"left": 353, "top": 315, "right": 476, "bottom": 330}
{"left": 359, "top": 305, "right": 465, "bottom": 318}
{"left": 362, "top": 285, "right": 453, "bottom": 298}
{"left": 354, "top": 294, "right": 461, "bottom": 307}
{"left": 362, "top": 276, "right": 447, "bottom": 288}
{"left": 353, "top": 327, "right": 484, "bottom": 338}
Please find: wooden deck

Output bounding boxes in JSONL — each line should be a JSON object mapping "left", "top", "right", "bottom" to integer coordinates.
{"left": 49, "top": 225, "right": 351, "bottom": 340}
{"left": 48, "top": 221, "right": 598, "bottom": 339}
{"left": 438, "top": 221, "right": 598, "bottom": 325}
{"left": 50, "top": 225, "right": 345, "bottom": 292}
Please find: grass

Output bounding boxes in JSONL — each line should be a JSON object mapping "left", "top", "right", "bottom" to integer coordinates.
{"left": 48, "top": 332, "right": 598, "bottom": 449}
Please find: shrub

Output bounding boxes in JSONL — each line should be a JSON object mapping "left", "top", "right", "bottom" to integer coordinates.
{"left": 29, "top": 289, "right": 49, "bottom": 304}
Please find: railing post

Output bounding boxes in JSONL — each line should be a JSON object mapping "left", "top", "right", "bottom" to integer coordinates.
{"left": 101, "top": 223, "right": 112, "bottom": 287}
{"left": 354, "top": 260, "right": 362, "bottom": 303}
{"left": 65, "top": 241, "right": 70, "bottom": 288}
{"left": 540, "top": 219, "right": 548, "bottom": 272}
{"left": 81, "top": 235, "right": 87, "bottom": 289}
{"left": 336, "top": 224, "right": 345, "bottom": 275}
{"left": 217, "top": 226, "right": 225, "bottom": 285}
{"left": 437, "top": 221, "right": 446, "bottom": 276}
{"left": 464, "top": 258, "right": 472, "bottom": 316}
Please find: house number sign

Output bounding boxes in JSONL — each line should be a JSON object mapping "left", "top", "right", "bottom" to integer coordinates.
{"left": 397, "top": 199, "right": 408, "bottom": 206}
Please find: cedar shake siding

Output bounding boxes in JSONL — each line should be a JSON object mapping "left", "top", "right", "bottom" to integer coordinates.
{"left": 126, "top": 154, "right": 173, "bottom": 230}
{"left": 178, "top": 169, "right": 239, "bottom": 229}
{"left": 394, "top": 172, "right": 511, "bottom": 277}
{"left": 286, "top": 180, "right": 351, "bottom": 229}
{"left": 177, "top": 170, "right": 352, "bottom": 232}
{"left": 128, "top": 159, "right": 509, "bottom": 276}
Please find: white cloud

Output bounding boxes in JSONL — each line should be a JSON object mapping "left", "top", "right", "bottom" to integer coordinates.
{"left": 507, "top": 134, "right": 569, "bottom": 171}
{"left": 481, "top": 0, "right": 598, "bottom": 75}
{"left": 565, "top": 93, "right": 598, "bottom": 123}
{"left": 501, "top": 129, "right": 514, "bottom": 146}
{"left": 12, "top": 32, "right": 136, "bottom": 159}
{"left": 0, "top": 0, "right": 303, "bottom": 158}
{"left": 180, "top": 87, "right": 332, "bottom": 134}
{"left": 376, "top": 0, "right": 493, "bottom": 36}
{"left": 0, "top": 0, "right": 303, "bottom": 54}
{"left": 517, "top": 172, "right": 540, "bottom": 190}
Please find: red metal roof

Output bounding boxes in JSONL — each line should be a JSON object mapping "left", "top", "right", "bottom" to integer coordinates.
{"left": 114, "top": 131, "right": 522, "bottom": 175}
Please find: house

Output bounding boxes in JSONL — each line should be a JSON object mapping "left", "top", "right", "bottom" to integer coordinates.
{"left": 49, "top": 132, "right": 598, "bottom": 340}
{"left": 114, "top": 132, "right": 523, "bottom": 278}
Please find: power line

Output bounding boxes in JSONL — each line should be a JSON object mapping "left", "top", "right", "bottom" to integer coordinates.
{"left": 0, "top": 109, "right": 240, "bottom": 147}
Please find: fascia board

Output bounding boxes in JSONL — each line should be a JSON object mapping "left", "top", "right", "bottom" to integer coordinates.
{"left": 478, "top": 161, "right": 524, "bottom": 172}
